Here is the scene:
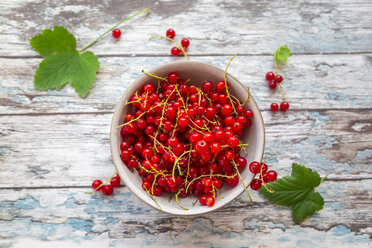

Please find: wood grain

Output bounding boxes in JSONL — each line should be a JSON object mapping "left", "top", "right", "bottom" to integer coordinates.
{"left": 0, "top": 0, "right": 372, "bottom": 57}
{"left": 1, "top": 54, "right": 372, "bottom": 114}
{"left": 1, "top": 110, "right": 371, "bottom": 188}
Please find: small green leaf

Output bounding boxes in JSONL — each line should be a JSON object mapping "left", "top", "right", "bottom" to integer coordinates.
{"left": 30, "top": 26, "right": 100, "bottom": 97}
{"left": 260, "top": 163, "right": 325, "bottom": 222}
{"left": 34, "top": 51, "right": 99, "bottom": 97}
{"left": 30, "top": 26, "right": 76, "bottom": 58}
{"left": 274, "top": 45, "right": 292, "bottom": 63}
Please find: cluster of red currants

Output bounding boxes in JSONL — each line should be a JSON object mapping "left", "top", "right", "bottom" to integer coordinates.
{"left": 92, "top": 174, "right": 121, "bottom": 196}
{"left": 265, "top": 72, "right": 290, "bottom": 112}
{"left": 248, "top": 161, "right": 277, "bottom": 190}
{"left": 118, "top": 72, "right": 257, "bottom": 207}
{"left": 165, "top": 28, "right": 190, "bottom": 56}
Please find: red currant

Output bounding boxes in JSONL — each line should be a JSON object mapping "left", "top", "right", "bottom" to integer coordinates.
{"left": 110, "top": 176, "right": 121, "bottom": 187}
{"left": 206, "top": 196, "right": 215, "bottom": 207}
{"left": 266, "top": 170, "right": 278, "bottom": 182}
{"left": 166, "top": 29, "right": 176, "bottom": 38}
{"left": 171, "top": 47, "right": 181, "bottom": 56}
{"left": 181, "top": 38, "right": 190, "bottom": 48}
{"left": 274, "top": 75, "right": 283, "bottom": 84}
{"left": 102, "top": 185, "right": 114, "bottom": 195}
{"left": 266, "top": 72, "right": 275, "bottom": 81}
{"left": 250, "top": 179, "right": 262, "bottom": 190}
{"left": 112, "top": 29, "right": 121, "bottom": 38}
{"left": 280, "top": 102, "right": 289, "bottom": 111}
{"left": 270, "top": 103, "right": 279, "bottom": 112}
{"left": 249, "top": 161, "right": 261, "bottom": 174}
{"left": 268, "top": 81, "right": 277, "bottom": 89}
{"left": 92, "top": 180, "right": 103, "bottom": 191}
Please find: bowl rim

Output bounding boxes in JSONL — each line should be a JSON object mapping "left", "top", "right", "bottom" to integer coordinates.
{"left": 110, "top": 60, "right": 265, "bottom": 216}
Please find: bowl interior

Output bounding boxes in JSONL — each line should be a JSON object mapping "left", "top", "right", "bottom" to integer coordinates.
{"left": 110, "top": 61, "right": 265, "bottom": 215}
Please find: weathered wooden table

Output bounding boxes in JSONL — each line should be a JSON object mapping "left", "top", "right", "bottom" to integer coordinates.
{"left": 1, "top": 0, "right": 371, "bottom": 247}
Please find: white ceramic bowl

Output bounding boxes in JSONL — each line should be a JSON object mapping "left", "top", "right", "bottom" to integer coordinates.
{"left": 110, "top": 61, "right": 265, "bottom": 215}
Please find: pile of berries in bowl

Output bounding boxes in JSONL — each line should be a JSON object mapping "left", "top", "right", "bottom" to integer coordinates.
{"left": 110, "top": 61, "right": 265, "bottom": 215}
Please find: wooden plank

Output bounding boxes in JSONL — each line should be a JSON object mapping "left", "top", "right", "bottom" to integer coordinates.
{"left": 0, "top": 180, "right": 370, "bottom": 247}
{"left": 1, "top": 54, "right": 372, "bottom": 114}
{"left": 0, "top": 0, "right": 372, "bottom": 56}
{"left": 1, "top": 110, "right": 371, "bottom": 188}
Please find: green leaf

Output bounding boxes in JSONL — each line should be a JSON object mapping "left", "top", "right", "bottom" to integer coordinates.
{"left": 30, "top": 26, "right": 76, "bottom": 58}
{"left": 34, "top": 51, "right": 99, "bottom": 97}
{"left": 30, "top": 26, "right": 100, "bottom": 97}
{"left": 260, "top": 163, "right": 325, "bottom": 222}
{"left": 274, "top": 45, "right": 292, "bottom": 63}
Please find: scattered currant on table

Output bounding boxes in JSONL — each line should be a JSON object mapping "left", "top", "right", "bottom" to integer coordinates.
{"left": 266, "top": 45, "right": 292, "bottom": 112}
{"left": 89, "top": 172, "right": 121, "bottom": 196}
{"left": 29, "top": 8, "right": 151, "bottom": 97}
{"left": 118, "top": 57, "right": 259, "bottom": 209}
{"left": 151, "top": 29, "right": 190, "bottom": 58}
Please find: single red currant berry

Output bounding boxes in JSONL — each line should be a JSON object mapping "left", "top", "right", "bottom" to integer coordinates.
{"left": 199, "top": 195, "right": 208, "bottom": 205}
{"left": 225, "top": 174, "right": 239, "bottom": 187}
{"left": 266, "top": 72, "right": 275, "bottom": 81}
{"left": 268, "top": 81, "right": 277, "bottom": 89}
{"left": 171, "top": 47, "right": 181, "bottom": 56}
{"left": 250, "top": 179, "right": 262, "bottom": 190}
{"left": 216, "top": 81, "right": 226, "bottom": 93}
{"left": 202, "top": 81, "right": 214, "bottom": 92}
{"left": 181, "top": 38, "right": 190, "bottom": 48}
{"left": 92, "top": 180, "right": 103, "bottom": 191}
{"left": 112, "top": 28, "right": 121, "bottom": 38}
{"left": 228, "top": 136, "right": 240, "bottom": 147}
{"left": 271, "top": 103, "right": 279, "bottom": 112}
{"left": 152, "top": 186, "right": 162, "bottom": 196}
{"left": 195, "top": 140, "right": 208, "bottom": 153}
{"left": 213, "top": 178, "right": 222, "bottom": 189}
{"left": 201, "top": 177, "right": 213, "bottom": 187}
{"left": 110, "top": 176, "right": 121, "bottom": 187}
{"left": 102, "top": 185, "right": 114, "bottom": 195}
{"left": 225, "top": 150, "right": 235, "bottom": 160}
{"left": 205, "top": 107, "right": 216, "bottom": 120}
{"left": 157, "top": 176, "right": 167, "bottom": 187}
{"left": 166, "top": 28, "right": 176, "bottom": 38}
{"left": 234, "top": 156, "right": 247, "bottom": 169}
{"left": 168, "top": 72, "right": 179, "bottom": 84}
{"left": 266, "top": 170, "right": 278, "bottom": 182}
{"left": 206, "top": 196, "right": 215, "bottom": 207}
{"left": 142, "top": 181, "right": 151, "bottom": 191}
{"left": 245, "top": 109, "right": 253, "bottom": 118}
{"left": 221, "top": 104, "right": 233, "bottom": 117}
{"left": 249, "top": 161, "right": 261, "bottom": 174}
{"left": 274, "top": 75, "right": 283, "bottom": 84}
{"left": 280, "top": 102, "right": 290, "bottom": 111}
{"left": 178, "top": 117, "right": 189, "bottom": 128}
{"left": 210, "top": 142, "right": 221, "bottom": 155}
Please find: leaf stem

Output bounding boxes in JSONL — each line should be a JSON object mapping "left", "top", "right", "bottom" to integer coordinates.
{"left": 79, "top": 8, "right": 151, "bottom": 52}
{"left": 320, "top": 173, "right": 329, "bottom": 183}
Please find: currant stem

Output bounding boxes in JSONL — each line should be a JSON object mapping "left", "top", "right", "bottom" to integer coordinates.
{"left": 278, "top": 83, "right": 287, "bottom": 102}
{"left": 142, "top": 70, "right": 168, "bottom": 82}
{"left": 86, "top": 170, "right": 117, "bottom": 194}
{"left": 320, "top": 173, "right": 329, "bottom": 183}
{"left": 79, "top": 8, "right": 151, "bottom": 53}
{"left": 150, "top": 35, "right": 189, "bottom": 60}
{"left": 232, "top": 161, "right": 254, "bottom": 206}
{"left": 224, "top": 53, "right": 239, "bottom": 115}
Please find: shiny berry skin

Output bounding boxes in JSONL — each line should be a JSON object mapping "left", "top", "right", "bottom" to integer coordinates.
{"left": 199, "top": 195, "right": 208, "bottom": 205}
{"left": 152, "top": 186, "right": 162, "bottom": 196}
{"left": 112, "top": 28, "right": 121, "bottom": 38}
{"left": 181, "top": 38, "right": 190, "bottom": 48}
{"left": 178, "top": 117, "right": 189, "bottom": 127}
{"left": 216, "top": 81, "right": 226, "bottom": 93}
{"left": 280, "top": 101, "right": 290, "bottom": 111}
{"left": 202, "top": 81, "right": 213, "bottom": 92}
{"left": 213, "top": 178, "right": 222, "bottom": 189}
{"left": 142, "top": 181, "right": 151, "bottom": 191}
{"left": 110, "top": 176, "right": 121, "bottom": 187}
{"left": 171, "top": 47, "right": 181, "bottom": 56}
{"left": 157, "top": 176, "right": 167, "bottom": 187}
{"left": 206, "top": 196, "right": 215, "bottom": 207}
{"left": 250, "top": 179, "right": 262, "bottom": 190}
{"left": 268, "top": 81, "right": 277, "bottom": 89}
{"left": 166, "top": 29, "right": 176, "bottom": 38}
{"left": 102, "top": 185, "right": 114, "bottom": 195}
{"left": 266, "top": 170, "right": 278, "bottom": 182}
{"left": 92, "top": 180, "right": 103, "bottom": 191}
{"left": 205, "top": 107, "right": 216, "bottom": 120}
{"left": 225, "top": 150, "right": 235, "bottom": 160}
{"left": 260, "top": 163, "right": 268, "bottom": 174}
{"left": 245, "top": 110, "right": 253, "bottom": 118}
{"left": 266, "top": 72, "right": 275, "bottom": 81}
{"left": 210, "top": 142, "right": 221, "bottom": 154}
{"left": 228, "top": 136, "right": 239, "bottom": 147}
{"left": 271, "top": 103, "right": 279, "bottom": 112}
{"left": 195, "top": 140, "right": 208, "bottom": 153}
{"left": 201, "top": 177, "right": 213, "bottom": 187}
{"left": 234, "top": 156, "right": 247, "bottom": 169}
{"left": 167, "top": 177, "right": 177, "bottom": 187}
{"left": 225, "top": 174, "right": 239, "bottom": 187}
{"left": 249, "top": 161, "right": 261, "bottom": 174}
{"left": 274, "top": 75, "right": 283, "bottom": 84}
{"left": 221, "top": 104, "right": 233, "bottom": 117}
{"left": 168, "top": 72, "right": 179, "bottom": 84}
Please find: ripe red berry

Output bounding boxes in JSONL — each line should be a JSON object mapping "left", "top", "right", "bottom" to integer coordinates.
{"left": 266, "top": 72, "right": 275, "bottom": 81}
{"left": 216, "top": 81, "right": 226, "bottom": 93}
{"left": 228, "top": 136, "right": 239, "bottom": 147}
{"left": 181, "top": 38, "right": 190, "bottom": 48}
{"left": 112, "top": 28, "right": 121, "bottom": 38}
{"left": 270, "top": 103, "right": 279, "bottom": 112}
{"left": 266, "top": 170, "right": 278, "bottom": 182}
{"left": 250, "top": 179, "right": 262, "bottom": 190}
{"left": 206, "top": 196, "right": 215, "bottom": 207}
{"left": 221, "top": 104, "right": 233, "bottom": 117}
{"left": 210, "top": 142, "right": 221, "bottom": 155}
{"left": 195, "top": 140, "right": 208, "bottom": 153}
{"left": 249, "top": 161, "right": 261, "bottom": 174}
{"left": 225, "top": 174, "right": 239, "bottom": 187}
{"left": 274, "top": 75, "right": 283, "bottom": 84}
{"left": 166, "top": 29, "right": 175, "bottom": 38}
{"left": 168, "top": 72, "right": 179, "bottom": 84}
{"left": 201, "top": 81, "right": 213, "bottom": 92}
{"left": 110, "top": 176, "right": 121, "bottom": 187}
{"left": 268, "top": 81, "right": 277, "bottom": 89}
{"left": 199, "top": 195, "right": 208, "bottom": 205}
{"left": 102, "top": 185, "right": 114, "bottom": 195}
{"left": 171, "top": 47, "right": 181, "bottom": 56}
{"left": 280, "top": 102, "right": 290, "bottom": 111}
{"left": 92, "top": 180, "right": 103, "bottom": 191}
